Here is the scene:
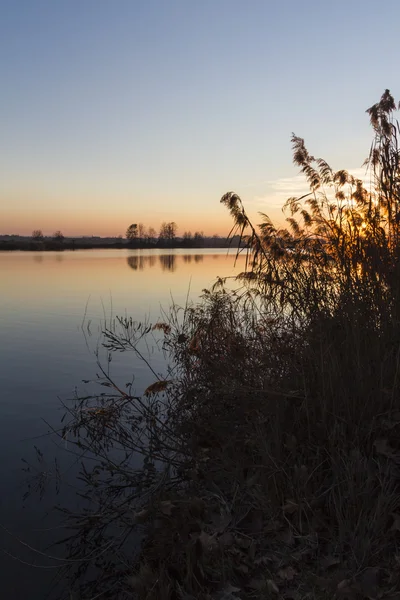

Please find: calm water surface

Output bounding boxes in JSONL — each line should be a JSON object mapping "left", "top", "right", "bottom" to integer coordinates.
{"left": 0, "top": 248, "right": 243, "bottom": 598}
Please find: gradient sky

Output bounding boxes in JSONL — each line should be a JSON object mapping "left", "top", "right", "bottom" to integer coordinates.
{"left": 1, "top": 0, "right": 400, "bottom": 237}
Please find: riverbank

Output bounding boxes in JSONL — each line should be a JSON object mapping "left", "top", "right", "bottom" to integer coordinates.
{"left": 0, "top": 239, "right": 233, "bottom": 252}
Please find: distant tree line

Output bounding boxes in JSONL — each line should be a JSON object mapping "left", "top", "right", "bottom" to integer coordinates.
{"left": 0, "top": 226, "right": 239, "bottom": 251}
{"left": 125, "top": 222, "right": 222, "bottom": 249}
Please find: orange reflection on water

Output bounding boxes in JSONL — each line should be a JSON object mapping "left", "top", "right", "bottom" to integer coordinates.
{"left": 0, "top": 249, "right": 246, "bottom": 323}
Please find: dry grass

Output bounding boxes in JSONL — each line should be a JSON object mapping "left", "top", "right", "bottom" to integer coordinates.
{"left": 27, "top": 90, "right": 400, "bottom": 599}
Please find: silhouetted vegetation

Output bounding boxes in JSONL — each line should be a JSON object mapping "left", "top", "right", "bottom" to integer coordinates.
{"left": 27, "top": 90, "right": 400, "bottom": 600}
{"left": 31, "top": 229, "right": 44, "bottom": 241}
{"left": 0, "top": 229, "right": 230, "bottom": 251}
{"left": 53, "top": 230, "right": 64, "bottom": 242}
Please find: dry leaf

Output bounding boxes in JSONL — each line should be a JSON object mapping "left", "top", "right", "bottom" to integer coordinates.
{"left": 219, "top": 532, "right": 234, "bottom": 548}
{"left": 321, "top": 555, "right": 340, "bottom": 569}
{"left": 133, "top": 508, "right": 150, "bottom": 523}
{"left": 337, "top": 579, "right": 352, "bottom": 591}
{"left": 374, "top": 438, "right": 395, "bottom": 458}
{"left": 218, "top": 583, "right": 241, "bottom": 599}
{"left": 211, "top": 511, "right": 232, "bottom": 532}
{"left": 248, "top": 542, "right": 256, "bottom": 561}
{"left": 144, "top": 380, "right": 172, "bottom": 396}
{"left": 282, "top": 500, "right": 299, "bottom": 514}
{"left": 198, "top": 530, "right": 216, "bottom": 551}
{"left": 284, "top": 591, "right": 301, "bottom": 600}
{"left": 240, "top": 509, "right": 263, "bottom": 533}
{"left": 236, "top": 535, "right": 252, "bottom": 549}
{"left": 358, "top": 567, "right": 378, "bottom": 597}
{"left": 266, "top": 579, "right": 279, "bottom": 594}
{"left": 152, "top": 323, "right": 171, "bottom": 334}
{"left": 247, "top": 578, "right": 265, "bottom": 591}
{"left": 285, "top": 435, "right": 297, "bottom": 450}
{"left": 278, "top": 528, "right": 294, "bottom": 546}
{"left": 160, "top": 500, "right": 174, "bottom": 516}
{"left": 391, "top": 513, "right": 400, "bottom": 532}
{"left": 254, "top": 554, "right": 273, "bottom": 566}
{"left": 277, "top": 566, "right": 296, "bottom": 581}
{"left": 236, "top": 564, "right": 249, "bottom": 575}
{"left": 188, "top": 497, "right": 205, "bottom": 517}
{"left": 264, "top": 519, "right": 282, "bottom": 533}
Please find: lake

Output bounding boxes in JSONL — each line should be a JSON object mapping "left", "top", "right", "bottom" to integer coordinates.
{"left": 0, "top": 248, "right": 244, "bottom": 598}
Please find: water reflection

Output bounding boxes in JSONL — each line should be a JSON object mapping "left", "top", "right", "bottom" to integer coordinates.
{"left": 127, "top": 255, "right": 157, "bottom": 271}
{"left": 126, "top": 253, "right": 208, "bottom": 273}
{"left": 158, "top": 254, "right": 176, "bottom": 272}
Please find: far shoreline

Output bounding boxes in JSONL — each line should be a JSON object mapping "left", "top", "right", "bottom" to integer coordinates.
{"left": 0, "top": 239, "right": 238, "bottom": 252}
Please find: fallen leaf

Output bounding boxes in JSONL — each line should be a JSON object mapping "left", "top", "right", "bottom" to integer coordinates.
{"left": 248, "top": 542, "right": 256, "bottom": 561}
{"left": 321, "top": 555, "right": 340, "bottom": 569}
{"left": 285, "top": 435, "right": 297, "bottom": 450}
{"left": 218, "top": 583, "right": 241, "bottom": 599}
{"left": 247, "top": 578, "right": 265, "bottom": 591}
{"left": 391, "top": 513, "right": 400, "bottom": 532}
{"left": 240, "top": 509, "right": 263, "bottom": 533}
{"left": 277, "top": 528, "right": 294, "bottom": 546}
{"left": 211, "top": 511, "right": 232, "bottom": 532}
{"left": 160, "top": 501, "right": 174, "bottom": 516}
{"left": 264, "top": 519, "right": 282, "bottom": 533}
{"left": 236, "top": 564, "right": 249, "bottom": 575}
{"left": 284, "top": 591, "right": 301, "bottom": 600}
{"left": 235, "top": 535, "right": 252, "bottom": 549}
{"left": 198, "top": 530, "right": 216, "bottom": 551}
{"left": 282, "top": 500, "right": 299, "bottom": 514}
{"left": 337, "top": 579, "right": 352, "bottom": 591}
{"left": 188, "top": 497, "right": 205, "bottom": 516}
{"left": 266, "top": 579, "right": 279, "bottom": 594}
{"left": 144, "top": 380, "right": 172, "bottom": 396}
{"left": 254, "top": 554, "right": 273, "bottom": 566}
{"left": 278, "top": 566, "right": 296, "bottom": 581}
{"left": 358, "top": 567, "right": 378, "bottom": 597}
{"left": 219, "top": 532, "right": 234, "bottom": 548}
{"left": 133, "top": 508, "right": 150, "bottom": 523}
{"left": 374, "top": 438, "right": 395, "bottom": 458}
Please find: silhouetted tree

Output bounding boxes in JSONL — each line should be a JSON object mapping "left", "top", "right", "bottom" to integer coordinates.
{"left": 159, "top": 222, "right": 177, "bottom": 247}
{"left": 148, "top": 227, "right": 157, "bottom": 246}
{"left": 193, "top": 231, "right": 205, "bottom": 247}
{"left": 32, "top": 229, "right": 44, "bottom": 240}
{"left": 136, "top": 223, "right": 145, "bottom": 246}
{"left": 182, "top": 231, "right": 192, "bottom": 247}
{"left": 126, "top": 224, "right": 138, "bottom": 242}
{"left": 53, "top": 230, "right": 64, "bottom": 242}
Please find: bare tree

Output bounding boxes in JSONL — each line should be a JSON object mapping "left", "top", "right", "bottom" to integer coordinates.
{"left": 138, "top": 223, "right": 146, "bottom": 246}
{"left": 53, "top": 230, "right": 64, "bottom": 242}
{"left": 148, "top": 227, "right": 157, "bottom": 246}
{"left": 126, "top": 224, "right": 138, "bottom": 242}
{"left": 159, "top": 222, "right": 177, "bottom": 247}
{"left": 32, "top": 229, "right": 44, "bottom": 240}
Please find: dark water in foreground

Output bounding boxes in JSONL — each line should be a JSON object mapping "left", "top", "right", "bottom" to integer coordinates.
{"left": 0, "top": 248, "right": 243, "bottom": 598}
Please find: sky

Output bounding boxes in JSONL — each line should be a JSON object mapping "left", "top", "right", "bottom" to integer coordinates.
{"left": 1, "top": 0, "right": 400, "bottom": 237}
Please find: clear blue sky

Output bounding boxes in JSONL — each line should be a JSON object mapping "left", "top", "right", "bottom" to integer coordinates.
{"left": 1, "top": 0, "right": 399, "bottom": 236}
